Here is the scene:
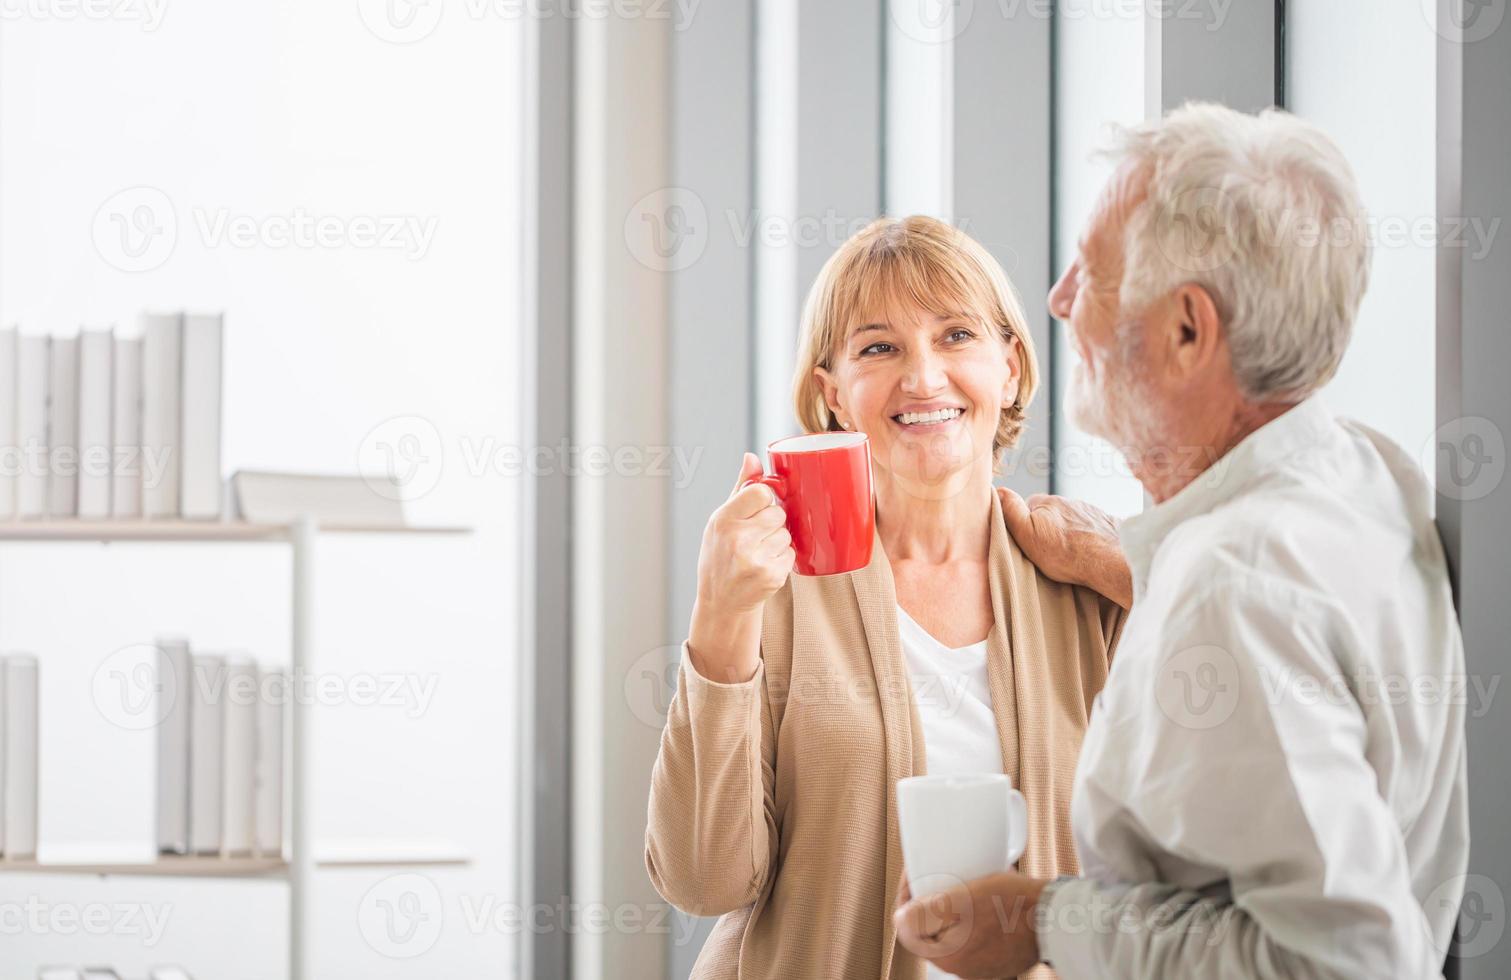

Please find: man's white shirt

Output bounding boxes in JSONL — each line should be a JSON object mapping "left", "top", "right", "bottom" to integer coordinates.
{"left": 1038, "top": 396, "right": 1470, "bottom": 978}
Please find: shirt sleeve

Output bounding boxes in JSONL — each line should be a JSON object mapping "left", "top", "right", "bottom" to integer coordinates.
{"left": 1038, "top": 580, "right": 1443, "bottom": 979}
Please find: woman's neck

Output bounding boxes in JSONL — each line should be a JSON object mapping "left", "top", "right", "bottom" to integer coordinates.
{"left": 874, "top": 467, "right": 995, "bottom": 563}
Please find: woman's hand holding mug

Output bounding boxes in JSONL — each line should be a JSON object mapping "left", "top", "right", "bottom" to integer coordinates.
{"left": 688, "top": 453, "right": 796, "bottom": 684}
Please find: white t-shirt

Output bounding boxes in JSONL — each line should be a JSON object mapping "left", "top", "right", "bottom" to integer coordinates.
{"left": 896, "top": 603, "right": 1004, "bottom": 778}
{"left": 896, "top": 604, "right": 1004, "bottom": 980}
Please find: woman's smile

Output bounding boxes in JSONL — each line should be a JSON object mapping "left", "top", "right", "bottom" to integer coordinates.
{"left": 890, "top": 406, "right": 966, "bottom": 433}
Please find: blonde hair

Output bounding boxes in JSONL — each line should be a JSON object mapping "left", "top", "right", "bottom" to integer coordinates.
{"left": 792, "top": 215, "right": 1041, "bottom": 467}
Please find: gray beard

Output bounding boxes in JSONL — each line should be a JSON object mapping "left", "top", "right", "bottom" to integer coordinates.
{"left": 1065, "top": 341, "right": 1161, "bottom": 458}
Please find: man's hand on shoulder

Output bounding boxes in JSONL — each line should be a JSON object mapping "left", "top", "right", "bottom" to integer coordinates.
{"left": 998, "top": 487, "right": 1133, "bottom": 609}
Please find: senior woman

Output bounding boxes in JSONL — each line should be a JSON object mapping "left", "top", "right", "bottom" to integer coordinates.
{"left": 646, "top": 215, "right": 1130, "bottom": 980}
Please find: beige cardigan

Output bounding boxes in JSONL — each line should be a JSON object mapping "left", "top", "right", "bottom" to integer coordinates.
{"left": 646, "top": 488, "right": 1125, "bottom": 979}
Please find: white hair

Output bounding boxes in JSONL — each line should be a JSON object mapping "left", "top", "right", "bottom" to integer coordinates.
{"left": 1103, "top": 102, "right": 1372, "bottom": 402}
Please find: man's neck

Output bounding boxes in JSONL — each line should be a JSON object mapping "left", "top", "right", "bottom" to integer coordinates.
{"left": 1137, "top": 398, "right": 1298, "bottom": 504}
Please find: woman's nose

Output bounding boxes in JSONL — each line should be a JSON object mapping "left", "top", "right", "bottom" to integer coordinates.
{"left": 902, "top": 346, "right": 947, "bottom": 393}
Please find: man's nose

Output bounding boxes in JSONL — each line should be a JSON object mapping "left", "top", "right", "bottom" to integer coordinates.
{"left": 1048, "top": 262, "right": 1077, "bottom": 322}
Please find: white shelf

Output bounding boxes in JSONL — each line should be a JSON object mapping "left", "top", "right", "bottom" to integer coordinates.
{"left": 0, "top": 515, "right": 470, "bottom": 977}
{"left": 312, "top": 839, "right": 473, "bottom": 868}
{"left": 1, "top": 840, "right": 472, "bottom": 877}
{"left": 0, "top": 520, "right": 471, "bottom": 542}
{"left": 0, "top": 854, "right": 287, "bottom": 878}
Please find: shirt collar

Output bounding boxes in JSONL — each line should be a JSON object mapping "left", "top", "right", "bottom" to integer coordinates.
{"left": 1117, "top": 395, "right": 1337, "bottom": 597}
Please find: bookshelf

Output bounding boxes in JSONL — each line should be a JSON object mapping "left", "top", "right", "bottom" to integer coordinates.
{"left": 0, "top": 516, "right": 471, "bottom": 979}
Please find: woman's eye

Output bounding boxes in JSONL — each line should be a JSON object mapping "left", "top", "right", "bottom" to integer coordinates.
{"left": 860, "top": 342, "right": 895, "bottom": 356}
{"left": 947, "top": 328, "right": 973, "bottom": 343}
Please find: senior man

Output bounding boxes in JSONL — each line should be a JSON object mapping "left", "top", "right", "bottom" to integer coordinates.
{"left": 895, "top": 103, "right": 1469, "bottom": 978}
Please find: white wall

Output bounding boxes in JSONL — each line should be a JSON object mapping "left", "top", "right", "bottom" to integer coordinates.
{"left": 1, "top": 6, "right": 523, "bottom": 977}
{"left": 1288, "top": 0, "right": 1439, "bottom": 461}
{"left": 1053, "top": 4, "right": 1148, "bottom": 517}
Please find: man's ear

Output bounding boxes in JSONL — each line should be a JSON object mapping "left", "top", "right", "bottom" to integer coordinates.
{"left": 1169, "top": 283, "right": 1223, "bottom": 380}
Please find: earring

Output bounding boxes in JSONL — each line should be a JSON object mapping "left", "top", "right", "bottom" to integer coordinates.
{"left": 840, "top": 419, "right": 851, "bottom": 429}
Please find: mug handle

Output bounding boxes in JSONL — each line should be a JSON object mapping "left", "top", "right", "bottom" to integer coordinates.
{"left": 739, "top": 473, "right": 787, "bottom": 507}
{"left": 1006, "top": 787, "right": 1028, "bottom": 867}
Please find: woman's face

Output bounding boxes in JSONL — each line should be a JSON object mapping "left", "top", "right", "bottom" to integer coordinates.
{"left": 814, "top": 301, "right": 1022, "bottom": 499}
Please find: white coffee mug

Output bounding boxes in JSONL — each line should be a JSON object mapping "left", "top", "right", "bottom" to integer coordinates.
{"left": 897, "top": 773, "right": 1028, "bottom": 898}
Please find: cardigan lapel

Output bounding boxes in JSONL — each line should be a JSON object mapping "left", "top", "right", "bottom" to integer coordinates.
{"left": 988, "top": 486, "right": 1072, "bottom": 882}
{"left": 984, "top": 487, "right": 1023, "bottom": 791}
{"left": 850, "top": 523, "right": 919, "bottom": 979}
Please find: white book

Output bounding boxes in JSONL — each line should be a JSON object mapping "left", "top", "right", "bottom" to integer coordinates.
{"left": 47, "top": 334, "right": 80, "bottom": 518}
{"left": 3, "top": 654, "right": 39, "bottom": 859}
{"left": 77, "top": 329, "right": 114, "bottom": 519}
{"left": 221, "top": 655, "right": 256, "bottom": 857}
{"left": 155, "top": 637, "right": 192, "bottom": 855}
{"left": 189, "top": 654, "right": 225, "bottom": 855}
{"left": 180, "top": 313, "right": 224, "bottom": 520}
{"left": 141, "top": 312, "right": 183, "bottom": 518}
{"left": 111, "top": 334, "right": 145, "bottom": 518}
{"left": 233, "top": 470, "right": 406, "bottom": 527}
{"left": 255, "top": 667, "right": 286, "bottom": 858}
{"left": 0, "top": 327, "right": 15, "bottom": 519}
{"left": 15, "top": 335, "right": 48, "bottom": 519}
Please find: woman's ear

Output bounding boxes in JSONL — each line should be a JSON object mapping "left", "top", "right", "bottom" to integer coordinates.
{"left": 1000, "top": 334, "right": 1023, "bottom": 408}
{"left": 813, "top": 365, "right": 844, "bottom": 421}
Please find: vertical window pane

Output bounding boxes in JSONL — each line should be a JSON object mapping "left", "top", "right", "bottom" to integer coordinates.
{"left": 754, "top": 0, "right": 800, "bottom": 450}
{"left": 885, "top": 0, "right": 954, "bottom": 219}
{"left": 1288, "top": 0, "right": 1438, "bottom": 464}
{"left": 1053, "top": 7, "right": 1147, "bottom": 517}
{"left": 0, "top": 8, "right": 522, "bottom": 974}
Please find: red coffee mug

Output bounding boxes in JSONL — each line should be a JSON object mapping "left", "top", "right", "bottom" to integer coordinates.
{"left": 741, "top": 432, "right": 875, "bottom": 576}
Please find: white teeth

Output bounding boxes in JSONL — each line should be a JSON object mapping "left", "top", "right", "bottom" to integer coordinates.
{"left": 896, "top": 408, "right": 963, "bottom": 426}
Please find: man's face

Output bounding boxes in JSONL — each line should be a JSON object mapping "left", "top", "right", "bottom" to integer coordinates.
{"left": 1048, "top": 163, "right": 1161, "bottom": 450}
